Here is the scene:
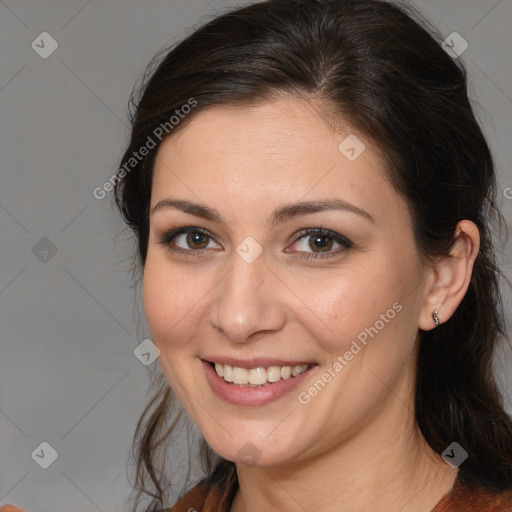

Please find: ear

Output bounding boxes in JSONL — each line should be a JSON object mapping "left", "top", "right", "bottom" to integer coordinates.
{"left": 418, "top": 220, "right": 480, "bottom": 331}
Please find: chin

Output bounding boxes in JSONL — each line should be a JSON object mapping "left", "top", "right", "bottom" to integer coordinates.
{"left": 203, "top": 429, "right": 301, "bottom": 467}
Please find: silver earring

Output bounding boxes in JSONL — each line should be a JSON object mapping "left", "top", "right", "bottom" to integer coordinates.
{"left": 432, "top": 310, "right": 440, "bottom": 327}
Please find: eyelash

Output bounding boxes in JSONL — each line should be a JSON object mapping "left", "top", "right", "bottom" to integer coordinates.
{"left": 157, "top": 226, "right": 353, "bottom": 260}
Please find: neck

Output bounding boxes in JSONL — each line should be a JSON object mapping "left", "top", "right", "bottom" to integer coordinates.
{"left": 230, "top": 371, "right": 458, "bottom": 512}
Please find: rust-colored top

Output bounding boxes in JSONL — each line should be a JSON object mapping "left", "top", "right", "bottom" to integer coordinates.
{"left": 3, "top": 469, "right": 512, "bottom": 511}
{"left": 163, "top": 469, "right": 512, "bottom": 512}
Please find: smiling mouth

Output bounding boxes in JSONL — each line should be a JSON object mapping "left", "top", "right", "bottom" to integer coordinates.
{"left": 207, "top": 361, "right": 317, "bottom": 387}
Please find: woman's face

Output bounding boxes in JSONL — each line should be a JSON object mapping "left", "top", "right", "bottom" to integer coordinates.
{"left": 143, "top": 96, "right": 431, "bottom": 467}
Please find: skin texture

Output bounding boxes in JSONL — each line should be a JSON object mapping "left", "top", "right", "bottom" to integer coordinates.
{"left": 143, "top": 96, "right": 480, "bottom": 512}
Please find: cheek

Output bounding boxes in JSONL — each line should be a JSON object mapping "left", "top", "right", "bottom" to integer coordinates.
{"left": 296, "top": 262, "right": 403, "bottom": 356}
{"left": 142, "top": 262, "right": 171, "bottom": 342}
{"left": 142, "top": 255, "right": 207, "bottom": 350}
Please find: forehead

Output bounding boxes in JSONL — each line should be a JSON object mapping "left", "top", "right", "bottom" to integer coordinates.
{"left": 157, "top": 97, "right": 354, "bottom": 162}
{"left": 150, "top": 96, "right": 403, "bottom": 226}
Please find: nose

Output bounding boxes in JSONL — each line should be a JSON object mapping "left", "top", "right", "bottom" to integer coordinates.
{"left": 209, "top": 252, "right": 286, "bottom": 343}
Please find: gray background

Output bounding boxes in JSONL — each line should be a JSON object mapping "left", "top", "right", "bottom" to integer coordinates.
{"left": 1, "top": 0, "right": 511, "bottom": 510}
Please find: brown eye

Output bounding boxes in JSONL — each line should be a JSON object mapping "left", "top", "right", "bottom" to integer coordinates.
{"left": 287, "top": 228, "right": 352, "bottom": 260}
{"left": 158, "top": 226, "right": 220, "bottom": 255}
{"left": 158, "top": 226, "right": 351, "bottom": 260}
{"left": 307, "top": 233, "right": 334, "bottom": 252}
{"left": 184, "top": 231, "right": 210, "bottom": 249}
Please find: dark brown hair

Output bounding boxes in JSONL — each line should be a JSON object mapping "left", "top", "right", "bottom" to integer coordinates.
{"left": 113, "top": 0, "right": 512, "bottom": 510}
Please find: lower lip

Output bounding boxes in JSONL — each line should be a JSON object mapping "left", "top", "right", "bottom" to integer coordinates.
{"left": 202, "top": 359, "right": 319, "bottom": 406}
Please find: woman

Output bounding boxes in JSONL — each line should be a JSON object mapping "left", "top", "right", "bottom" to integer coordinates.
{"left": 3, "top": 0, "right": 511, "bottom": 511}
{"left": 118, "top": 0, "right": 512, "bottom": 510}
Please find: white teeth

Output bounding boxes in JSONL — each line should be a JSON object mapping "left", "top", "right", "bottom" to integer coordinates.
{"left": 248, "top": 367, "right": 267, "bottom": 385}
{"left": 232, "top": 367, "right": 248, "bottom": 385}
{"left": 291, "top": 364, "right": 309, "bottom": 376}
{"left": 223, "top": 365, "right": 233, "bottom": 382}
{"left": 267, "top": 366, "right": 281, "bottom": 382}
{"left": 281, "top": 366, "right": 292, "bottom": 379}
{"left": 213, "top": 362, "right": 312, "bottom": 385}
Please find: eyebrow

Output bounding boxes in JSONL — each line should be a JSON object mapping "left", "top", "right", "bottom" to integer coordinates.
{"left": 150, "top": 197, "right": 375, "bottom": 227}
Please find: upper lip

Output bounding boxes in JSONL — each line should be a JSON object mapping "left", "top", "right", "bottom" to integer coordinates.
{"left": 201, "top": 356, "right": 317, "bottom": 369}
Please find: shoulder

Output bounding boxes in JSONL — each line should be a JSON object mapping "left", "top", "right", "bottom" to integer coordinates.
{"left": 160, "top": 480, "right": 208, "bottom": 511}
{"left": 162, "top": 459, "right": 237, "bottom": 512}
{"left": 0, "top": 480, "right": 225, "bottom": 512}
{"left": 163, "top": 477, "right": 230, "bottom": 512}
{"left": 433, "top": 476, "right": 512, "bottom": 511}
